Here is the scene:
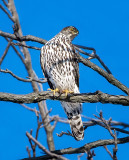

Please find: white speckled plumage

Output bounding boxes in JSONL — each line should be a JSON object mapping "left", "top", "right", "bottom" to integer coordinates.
{"left": 40, "top": 26, "right": 84, "bottom": 140}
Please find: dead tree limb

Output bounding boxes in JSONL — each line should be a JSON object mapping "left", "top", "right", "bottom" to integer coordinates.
{"left": 0, "top": 91, "right": 129, "bottom": 105}
{"left": 22, "top": 136, "right": 129, "bottom": 160}
{"left": 1, "top": 30, "right": 129, "bottom": 95}
{"left": 26, "top": 132, "right": 68, "bottom": 160}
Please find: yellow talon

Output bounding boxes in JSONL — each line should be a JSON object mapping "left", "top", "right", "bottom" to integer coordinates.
{"left": 62, "top": 89, "right": 74, "bottom": 96}
{"left": 48, "top": 88, "right": 59, "bottom": 95}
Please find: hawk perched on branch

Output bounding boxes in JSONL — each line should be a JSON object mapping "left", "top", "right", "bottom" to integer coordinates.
{"left": 40, "top": 26, "right": 84, "bottom": 140}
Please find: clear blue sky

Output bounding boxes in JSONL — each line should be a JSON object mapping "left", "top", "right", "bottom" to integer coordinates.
{"left": 0, "top": 0, "right": 129, "bottom": 159}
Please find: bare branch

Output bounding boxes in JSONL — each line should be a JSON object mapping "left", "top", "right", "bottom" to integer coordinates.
{"left": 20, "top": 104, "right": 40, "bottom": 114}
{"left": 83, "top": 119, "right": 129, "bottom": 135}
{"left": 0, "top": 4, "right": 14, "bottom": 22}
{"left": 56, "top": 131, "right": 73, "bottom": 138}
{"left": 0, "top": 90, "right": 129, "bottom": 106}
{"left": 0, "top": 30, "right": 47, "bottom": 44}
{"left": 1, "top": 31, "right": 129, "bottom": 95}
{"left": 22, "top": 136, "right": 129, "bottom": 160}
{"left": 49, "top": 115, "right": 69, "bottom": 124}
{"left": 26, "top": 146, "right": 31, "bottom": 158}
{"left": 26, "top": 132, "right": 69, "bottom": 160}
{"left": 42, "top": 108, "right": 52, "bottom": 122}
{"left": 4, "top": 37, "right": 25, "bottom": 64}
{"left": 0, "top": 69, "right": 47, "bottom": 83}
{"left": 10, "top": 42, "right": 41, "bottom": 50}
{"left": 94, "top": 111, "right": 118, "bottom": 159}
{"left": 27, "top": 130, "right": 35, "bottom": 157}
{"left": 103, "top": 145, "right": 113, "bottom": 159}
{"left": 0, "top": 39, "right": 12, "bottom": 65}
{"left": 113, "top": 130, "right": 118, "bottom": 160}
{"left": 2, "top": 0, "right": 55, "bottom": 151}
{"left": 2, "top": 0, "right": 8, "bottom": 7}
{"left": 75, "top": 44, "right": 112, "bottom": 74}
{"left": 78, "top": 153, "right": 85, "bottom": 160}
{"left": 77, "top": 53, "right": 129, "bottom": 95}
{"left": 82, "top": 115, "right": 129, "bottom": 128}
{"left": 1, "top": 30, "right": 129, "bottom": 95}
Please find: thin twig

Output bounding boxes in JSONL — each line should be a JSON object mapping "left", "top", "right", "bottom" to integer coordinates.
{"left": 82, "top": 115, "right": 129, "bottom": 128}
{"left": 20, "top": 104, "right": 40, "bottom": 114}
{"left": 11, "top": 42, "right": 41, "bottom": 50}
{"left": 22, "top": 136, "right": 129, "bottom": 160}
{"left": 74, "top": 44, "right": 112, "bottom": 74}
{"left": 0, "top": 69, "right": 47, "bottom": 83}
{"left": 7, "top": 0, "right": 55, "bottom": 152}
{"left": 26, "top": 132, "right": 68, "bottom": 160}
{"left": 83, "top": 118, "right": 129, "bottom": 134}
{"left": 42, "top": 108, "right": 52, "bottom": 122}
{"left": 26, "top": 146, "right": 31, "bottom": 158}
{"left": 75, "top": 46, "right": 95, "bottom": 57}
{"left": 0, "top": 30, "right": 47, "bottom": 44}
{"left": 27, "top": 129, "right": 35, "bottom": 157}
{"left": 0, "top": 4, "right": 14, "bottom": 22}
{"left": 2, "top": 0, "right": 8, "bottom": 7}
{"left": 0, "top": 39, "right": 12, "bottom": 65}
{"left": 113, "top": 130, "right": 118, "bottom": 160}
{"left": 104, "top": 145, "right": 113, "bottom": 159}
{"left": 94, "top": 111, "right": 118, "bottom": 160}
{"left": 77, "top": 153, "right": 85, "bottom": 160}
{"left": 4, "top": 37, "right": 25, "bottom": 64}
{"left": 77, "top": 53, "right": 129, "bottom": 95}
{"left": 1, "top": 31, "right": 129, "bottom": 95}
{"left": 56, "top": 131, "right": 73, "bottom": 137}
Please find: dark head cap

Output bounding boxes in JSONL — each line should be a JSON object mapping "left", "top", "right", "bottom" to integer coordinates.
{"left": 60, "top": 26, "right": 79, "bottom": 41}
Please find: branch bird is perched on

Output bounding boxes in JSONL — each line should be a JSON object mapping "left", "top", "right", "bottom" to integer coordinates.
{"left": 40, "top": 26, "right": 84, "bottom": 140}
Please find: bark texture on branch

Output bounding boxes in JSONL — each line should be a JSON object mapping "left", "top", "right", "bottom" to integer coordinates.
{"left": 77, "top": 54, "right": 129, "bottom": 95}
{"left": 0, "top": 30, "right": 47, "bottom": 44}
{"left": 5, "top": 0, "right": 55, "bottom": 151}
{"left": 1, "top": 30, "right": 129, "bottom": 95}
{"left": 0, "top": 91, "right": 129, "bottom": 106}
{"left": 22, "top": 136, "right": 129, "bottom": 160}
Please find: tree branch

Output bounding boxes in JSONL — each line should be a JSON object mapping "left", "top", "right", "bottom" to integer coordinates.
{"left": 75, "top": 44, "right": 112, "bottom": 74}
{"left": 10, "top": 41, "right": 41, "bottom": 50}
{"left": 1, "top": 30, "right": 129, "bottom": 95}
{"left": 0, "top": 69, "right": 47, "bottom": 83}
{"left": 77, "top": 53, "right": 129, "bottom": 95}
{"left": 0, "top": 4, "right": 14, "bottom": 22}
{"left": 22, "top": 136, "right": 129, "bottom": 160}
{"left": 0, "top": 39, "right": 12, "bottom": 65}
{"left": 26, "top": 132, "right": 68, "bottom": 160}
{"left": 5, "top": 0, "right": 55, "bottom": 151}
{"left": 0, "top": 90, "right": 129, "bottom": 105}
{"left": 0, "top": 30, "right": 47, "bottom": 44}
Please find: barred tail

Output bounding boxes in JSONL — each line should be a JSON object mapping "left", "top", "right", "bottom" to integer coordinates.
{"left": 61, "top": 101, "right": 84, "bottom": 141}
{"left": 69, "top": 114, "right": 84, "bottom": 141}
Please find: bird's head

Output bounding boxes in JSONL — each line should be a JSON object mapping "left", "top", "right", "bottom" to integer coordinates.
{"left": 60, "top": 26, "right": 79, "bottom": 41}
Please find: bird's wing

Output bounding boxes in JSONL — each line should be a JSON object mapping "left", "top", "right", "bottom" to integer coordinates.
{"left": 40, "top": 46, "right": 54, "bottom": 89}
{"left": 71, "top": 45, "right": 79, "bottom": 88}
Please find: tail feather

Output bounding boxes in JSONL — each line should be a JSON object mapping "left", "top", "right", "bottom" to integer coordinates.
{"left": 61, "top": 101, "right": 84, "bottom": 141}
{"left": 69, "top": 114, "right": 84, "bottom": 141}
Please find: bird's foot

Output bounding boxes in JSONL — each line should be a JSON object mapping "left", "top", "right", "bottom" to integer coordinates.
{"left": 62, "top": 89, "right": 74, "bottom": 96}
{"left": 48, "top": 88, "right": 59, "bottom": 95}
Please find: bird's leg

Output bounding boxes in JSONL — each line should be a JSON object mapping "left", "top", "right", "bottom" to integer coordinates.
{"left": 48, "top": 88, "right": 59, "bottom": 95}
{"left": 62, "top": 89, "right": 74, "bottom": 96}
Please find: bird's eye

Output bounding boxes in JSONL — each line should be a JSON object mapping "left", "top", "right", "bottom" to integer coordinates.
{"left": 70, "top": 27, "right": 74, "bottom": 31}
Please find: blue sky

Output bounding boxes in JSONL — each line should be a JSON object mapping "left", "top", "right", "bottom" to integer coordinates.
{"left": 0, "top": 0, "right": 129, "bottom": 159}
